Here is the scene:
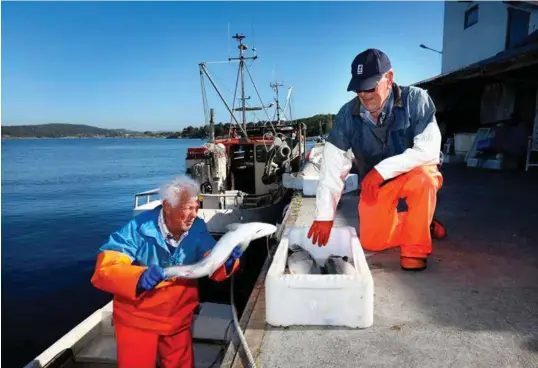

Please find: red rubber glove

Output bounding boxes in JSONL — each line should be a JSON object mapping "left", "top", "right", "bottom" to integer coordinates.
{"left": 307, "top": 220, "right": 334, "bottom": 247}
{"left": 361, "top": 168, "right": 384, "bottom": 205}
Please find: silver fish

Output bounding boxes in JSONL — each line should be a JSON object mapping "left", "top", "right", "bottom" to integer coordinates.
{"left": 287, "top": 249, "right": 321, "bottom": 274}
{"left": 325, "top": 255, "right": 355, "bottom": 275}
{"left": 163, "top": 222, "right": 277, "bottom": 279}
{"left": 289, "top": 243, "right": 303, "bottom": 252}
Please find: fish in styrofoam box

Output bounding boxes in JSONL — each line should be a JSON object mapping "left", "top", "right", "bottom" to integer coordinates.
{"left": 324, "top": 255, "right": 355, "bottom": 275}
{"left": 289, "top": 243, "right": 303, "bottom": 252}
{"left": 265, "top": 226, "right": 374, "bottom": 328}
{"left": 286, "top": 248, "right": 321, "bottom": 275}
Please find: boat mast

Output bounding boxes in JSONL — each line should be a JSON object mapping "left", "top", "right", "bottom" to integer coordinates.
{"left": 229, "top": 34, "right": 257, "bottom": 133}
{"left": 199, "top": 32, "right": 271, "bottom": 139}
{"left": 270, "top": 81, "right": 284, "bottom": 124}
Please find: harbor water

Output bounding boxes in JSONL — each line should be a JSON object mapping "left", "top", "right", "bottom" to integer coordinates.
{"left": 1, "top": 138, "right": 211, "bottom": 367}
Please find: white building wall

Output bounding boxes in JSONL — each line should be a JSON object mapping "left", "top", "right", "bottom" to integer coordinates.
{"left": 441, "top": 1, "right": 538, "bottom": 74}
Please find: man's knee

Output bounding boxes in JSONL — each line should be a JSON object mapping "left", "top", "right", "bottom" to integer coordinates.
{"left": 360, "top": 236, "right": 383, "bottom": 252}
{"left": 359, "top": 222, "right": 397, "bottom": 252}
{"left": 405, "top": 165, "right": 442, "bottom": 192}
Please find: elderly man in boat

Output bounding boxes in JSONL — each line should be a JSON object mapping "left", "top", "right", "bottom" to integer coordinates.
{"left": 308, "top": 48, "right": 446, "bottom": 271}
{"left": 91, "top": 176, "right": 242, "bottom": 368}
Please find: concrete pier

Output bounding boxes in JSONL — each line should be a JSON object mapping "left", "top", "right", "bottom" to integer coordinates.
{"left": 221, "top": 164, "right": 538, "bottom": 368}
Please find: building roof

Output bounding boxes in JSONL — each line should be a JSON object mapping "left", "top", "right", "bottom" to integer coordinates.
{"left": 414, "top": 30, "right": 538, "bottom": 89}
{"left": 518, "top": 1, "right": 538, "bottom": 8}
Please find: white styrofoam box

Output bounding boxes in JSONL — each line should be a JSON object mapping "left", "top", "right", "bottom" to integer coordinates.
{"left": 454, "top": 133, "right": 476, "bottom": 155}
{"left": 265, "top": 226, "right": 374, "bottom": 328}
{"left": 466, "top": 157, "right": 517, "bottom": 170}
{"left": 302, "top": 173, "right": 359, "bottom": 196}
{"left": 283, "top": 171, "right": 359, "bottom": 196}
{"left": 442, "top": 154, "right": 465, "bottom": 164}
{"left": 282, "top": 172, "right": 303, "bottom": 190}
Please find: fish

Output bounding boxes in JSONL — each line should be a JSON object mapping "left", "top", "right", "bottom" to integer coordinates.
{"left": 163, "top": 222, "right": 277, "bottom": 279}
{"left": 287, "top": 249, "right": 321, "bottom": 274}
{"left": 289, "top": 243, "right": 303, "bottom": 252}
{"left": 324, "top": 255, "right": 355, "bottom": 275}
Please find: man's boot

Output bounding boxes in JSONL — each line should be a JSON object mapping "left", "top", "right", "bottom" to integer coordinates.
{"left": 431, "top": 219, "right": 447, "bottom": 240}
{"left": 400, "top": 219, "right": 445, "bottom": 271}
{"left": 400, "top": 257, "right": 427, "bottom": 271}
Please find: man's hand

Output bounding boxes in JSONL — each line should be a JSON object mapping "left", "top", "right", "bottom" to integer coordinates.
{"left": 307, "top": 220, "right": 334, "bottom": 246}
{"left": 360, "top": 168, "right": 384, "bottom": 205}
{"left": 137, "top": 265, "right": 166, "bottom": 293}
{"left": 225, "top": 246, "right": 242, "bottom": 273}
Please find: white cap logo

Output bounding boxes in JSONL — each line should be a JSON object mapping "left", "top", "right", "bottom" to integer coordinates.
{"left": 357, "top": 64, "right": 363, "bottom": 75}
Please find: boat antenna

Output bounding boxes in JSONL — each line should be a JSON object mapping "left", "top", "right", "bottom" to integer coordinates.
{"left": 229, "top": 33, "right": 257, "bottom": 133}
{"left": 270, "top": 80, "right": 284, "bottom": 124}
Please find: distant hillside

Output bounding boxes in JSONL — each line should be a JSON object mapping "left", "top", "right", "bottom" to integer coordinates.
{"left": 2, "top": 113, "right": 336, "bottom": 139}
{"left": 1, "top": 124, "right": 149, "bottom": 138}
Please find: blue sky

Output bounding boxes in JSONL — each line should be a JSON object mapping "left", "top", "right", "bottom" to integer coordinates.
{"left": 2, "top": 1, "right": 445, "bottom": 131}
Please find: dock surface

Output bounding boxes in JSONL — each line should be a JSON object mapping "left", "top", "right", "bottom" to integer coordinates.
{"left": 222, "top": 164, "right": 538, "bottom": 368}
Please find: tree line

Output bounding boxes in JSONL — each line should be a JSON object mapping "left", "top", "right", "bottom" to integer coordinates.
{"left": 2, "top": 114, "right": 336, "bottom": 139}
{"left": 166, "top": 113, "right": 336, "bottom": 139}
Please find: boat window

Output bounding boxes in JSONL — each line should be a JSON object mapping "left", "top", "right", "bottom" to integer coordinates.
{"left": 255, "top": 145, "right": 267, "bottom": 162}
{"left": 230, "top": 144, "right": 256, "bottom": 193}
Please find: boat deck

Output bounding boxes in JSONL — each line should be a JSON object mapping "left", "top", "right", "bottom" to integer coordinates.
{"left": 221, "top": 164, "right": 538, "bottom": 368}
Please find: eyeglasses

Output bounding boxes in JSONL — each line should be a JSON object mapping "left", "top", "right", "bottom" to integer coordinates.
{"left": 356, "top": 75, "right": 387, "bottom": 94}
{"left": 357, "top": 86, "right": 377, "bottom": 94}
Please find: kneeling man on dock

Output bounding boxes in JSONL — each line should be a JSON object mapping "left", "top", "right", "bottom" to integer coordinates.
{"left": 91, "top": 176, "right": 241, "bottom": 368}
{"left": 308, "top": 48, "right": 446, "bottom": 271}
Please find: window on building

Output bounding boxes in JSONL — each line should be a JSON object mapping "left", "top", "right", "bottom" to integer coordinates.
{"left": 464, "top": 5, "right": 479, "bottom": 29}
{"left": 505, "top": 7, "right": 530, "bottom": 49}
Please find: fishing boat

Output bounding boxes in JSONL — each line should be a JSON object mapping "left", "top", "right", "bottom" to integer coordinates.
{"left": 22, "top": 300, "right": 243, "bottom": 368}
{"left": 133, "top": 33, "right": 306, "bottom": 235}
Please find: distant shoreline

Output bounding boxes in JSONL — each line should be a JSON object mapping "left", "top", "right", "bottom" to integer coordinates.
{"left": 2, "top": 114, "right": 335, "bottom": 140}
{"left": 1, "top": 123, "right": 200, "bottom": 140}
{"left": 1, "top": 136, "right": 201, "bottom": 140}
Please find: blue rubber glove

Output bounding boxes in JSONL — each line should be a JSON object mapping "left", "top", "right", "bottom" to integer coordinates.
{"left": 225, "top": 246, "right": 242, "bottom": 273}
{"left": 136, "top": 265, "right": 166, "bottom": 294}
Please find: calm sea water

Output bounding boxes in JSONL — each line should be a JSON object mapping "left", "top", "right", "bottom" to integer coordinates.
{"left": 1, "top": 138, "right": 206, "bottom": 366}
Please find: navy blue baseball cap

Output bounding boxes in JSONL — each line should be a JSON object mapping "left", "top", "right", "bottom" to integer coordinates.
{"left": 347, "top": 49, "right": 392, "bottom": 92}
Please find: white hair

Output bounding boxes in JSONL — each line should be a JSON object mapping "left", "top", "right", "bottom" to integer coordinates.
{"left": 159, "top": 175, "right": 200, "bottom": 208}
{"left": 382, "top": 69, "right": 393, "bottom": 79}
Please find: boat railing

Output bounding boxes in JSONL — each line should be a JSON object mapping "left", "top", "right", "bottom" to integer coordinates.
{"left": 200, "top": 192, "right": 244, "bottom": 198}
{"left": 134, "top": 186, "right": 284, "bottom": 210}
{"left": 200, "top": 189, "right": 283, "bottom": 209}
{"left": 134, "top": 188, "right": 159, "bottom": 208}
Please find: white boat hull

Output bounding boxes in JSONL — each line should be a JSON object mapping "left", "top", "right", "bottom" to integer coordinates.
{"left": 23, "top": 301, "right": 235, "bottom": 368}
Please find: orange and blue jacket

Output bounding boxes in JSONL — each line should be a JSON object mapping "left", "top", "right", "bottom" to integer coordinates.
{"left": 90, "top": 206, "right": 239, "bottom": 335}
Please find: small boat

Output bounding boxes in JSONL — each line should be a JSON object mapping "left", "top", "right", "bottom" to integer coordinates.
{"left": 22, "top": 301, "right": 238, "bottom": 368}
{"left": 134, "top": 33, "right": 306, "bottom": 235}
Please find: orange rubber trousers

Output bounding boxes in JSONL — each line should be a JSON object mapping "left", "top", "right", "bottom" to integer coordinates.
{"left": 115, "top": 322, "right": 194, "bottom": 368}
{"left": 359, "top": 165, "right": 443, "bottom": 259}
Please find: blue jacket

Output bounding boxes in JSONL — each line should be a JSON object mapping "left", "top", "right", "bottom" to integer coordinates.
{"left": 99, "top": 205, "right": 217, "bottom": 268}
{"left": 91, "top": 205, "right": 238, "bottom": 334}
